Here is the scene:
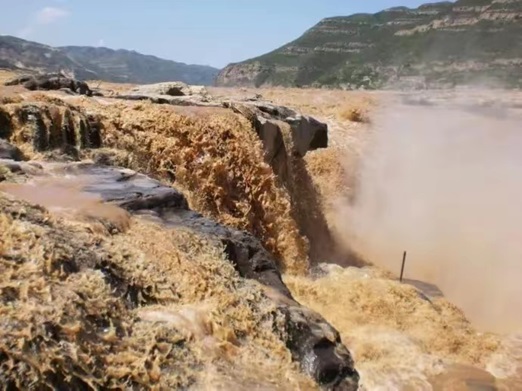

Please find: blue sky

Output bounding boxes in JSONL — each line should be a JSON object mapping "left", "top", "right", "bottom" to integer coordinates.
{"left": 0, "top": 1, "right": 451, "bottom": 68}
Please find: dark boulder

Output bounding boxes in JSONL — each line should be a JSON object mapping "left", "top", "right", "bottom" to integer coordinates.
{"left": 5, "top": 73, "right": 93, "bottom": 96}
{"left": 4, "top": 74, "right": 33, "bottom": 86}
{"left": 0, "top": 140, "right": 24, "bottom": 161}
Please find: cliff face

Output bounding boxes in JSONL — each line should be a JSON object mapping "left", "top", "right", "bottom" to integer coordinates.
{"left": 216, "top": 0, "right": 522, "bottom": 89}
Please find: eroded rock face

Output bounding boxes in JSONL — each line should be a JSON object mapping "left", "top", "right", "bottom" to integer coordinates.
{"left": 4, "top": 104, "right": 102, "bottom": 156}
{"left": 255, "top": 116, "right": 289, "bottom": 181}
{"left": 227, "top": 101, "right": 328, "bottom": 157}
{"left": 5, "top": 73, "right": 92, "bottom": 96}
{"left": 286, "top": 114, "right": 328, "bottom": 157}
{"left": 225, "top": 101, "right": 290, "bottom": 182}
{"left": 252, "top": 101, "right": 298, "bottom": 120}
{"left": 224, "top": 100, "right": 328, "bottom": 183}
{"left": 2, "top": 160, "right": 359, "bottom": 390}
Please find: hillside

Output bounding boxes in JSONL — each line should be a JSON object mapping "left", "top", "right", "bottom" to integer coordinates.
{"left": 61, "top": 46, "right": 219, "bottom": 85}
{"left": 216, "top": 0, "right": 522, "bottom": 89}
{"left": 0, "top": 35, "right": 97, "bottom": 80}
{"left": 0, "top": 35, "right": 219, "bottom": 85}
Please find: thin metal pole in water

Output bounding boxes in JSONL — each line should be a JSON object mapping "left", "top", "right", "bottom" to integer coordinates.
{"left": 400, "top": 251, "right": 407, "bottom": 282}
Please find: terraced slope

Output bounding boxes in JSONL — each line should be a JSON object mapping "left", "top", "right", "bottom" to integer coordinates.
{"left": 216, "top": 0, "right": 522, "bottom": 89}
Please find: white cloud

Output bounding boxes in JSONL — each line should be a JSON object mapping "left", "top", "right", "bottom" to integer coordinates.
{"left": 16, "top": 6, "right": 70, "bottom": 39}
{"left": 35, "top": 7, "right": 70, "bottom": 25}
{"left": 97, "top": 39, "right": 105, "bottom": 47}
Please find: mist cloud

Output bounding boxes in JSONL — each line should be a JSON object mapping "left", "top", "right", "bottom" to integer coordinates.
{"left": 335, "top": 101, "right": 522, "bottom": 333}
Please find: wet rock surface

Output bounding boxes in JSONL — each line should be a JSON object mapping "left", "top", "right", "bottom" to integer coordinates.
{"left": 3, "top": 160, "right": 359, "bottom": 390}
{"left": 2, "top": 103, "right": 103, "bottom": 156}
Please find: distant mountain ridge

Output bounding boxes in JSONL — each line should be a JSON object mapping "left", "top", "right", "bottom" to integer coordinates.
{"left": 0, "top": 35, "right": 219, "bottom": 85}
{"left": 216, "top": 0, "right": 522, "bottom": 89}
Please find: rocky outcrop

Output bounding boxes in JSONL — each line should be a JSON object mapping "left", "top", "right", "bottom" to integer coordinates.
{"left": 226, "top": 100, "right": 328, "bottom": 160}
{"left": 83, "top": 163, "right": 359, "bottom": 389}
{"left": 114, "top": 93, "right": 219, "bottom": 107}
{"left": 114, "top": 82, "right": 219, "bottom": 107}
{"left": 224, "top": 102, "right": 289, "bottom": 182}
{"left": 129, "top": 82, "right": 208, "bottom": 97}
{"left": 0, "top": 159, "right": 359, "bottom": 390}
{"left": 286, "top": 114, "right": 328, "bottom": 157}
{"left": 5, "top": 73, "right": 93, "bottom": 96}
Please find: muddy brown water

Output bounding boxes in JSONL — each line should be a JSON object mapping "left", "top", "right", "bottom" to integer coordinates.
{"left": 2, "top": 159, "right": 522, "bottom": 390}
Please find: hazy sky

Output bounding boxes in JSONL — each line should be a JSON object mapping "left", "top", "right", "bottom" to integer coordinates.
{"left": 0, "top": 1, "right": 451, "bottom": 68}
